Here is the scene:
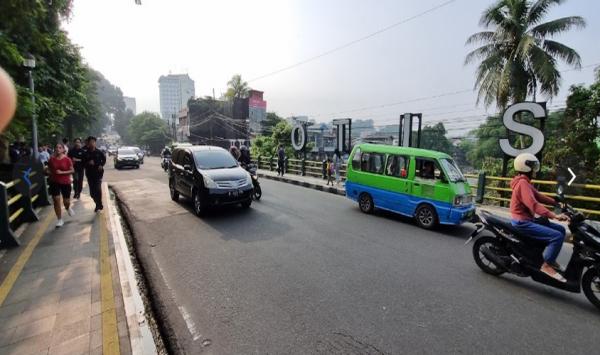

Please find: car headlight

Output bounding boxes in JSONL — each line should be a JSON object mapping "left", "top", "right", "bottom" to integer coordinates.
{"left": 453, "top": 194, "right": 472, "bottom": 206}
{"left": 203, "top": 174, "right": 218, "bottom": 188}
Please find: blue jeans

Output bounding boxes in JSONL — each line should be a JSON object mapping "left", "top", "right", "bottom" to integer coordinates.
{"left": 511, "top": 220, "right": 566, "bottom": 263}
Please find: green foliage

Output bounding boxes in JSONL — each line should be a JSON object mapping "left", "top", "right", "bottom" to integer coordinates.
{"left": 420, "top": 122, "right": 453, "bottom": 154}
{"left": 251, "top": 120, "right": 296, "bottom": 158}
{"left": 261, "top": 112, "right": 284, "bottom": 136}
{"left": 224, "top": 74, "right": 249, "bottom": 100}
{"left": 1, "top": 0, "right": 100, "bottom": 143}
{"left": 465, "top": 0, "right": 585, "bottom": 108}
{"left": 127, "top": 112, "right": 169, "bottom": 153}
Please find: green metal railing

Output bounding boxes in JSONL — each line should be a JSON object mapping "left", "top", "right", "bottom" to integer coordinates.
{"left": 465, "top": 173, "right": 600, "bottom": 218}
{"left": 1, "top": 162, "right": 50, "bottom": 248}
{"left": 253, "top": 155, "right": 599, "bottom": 219}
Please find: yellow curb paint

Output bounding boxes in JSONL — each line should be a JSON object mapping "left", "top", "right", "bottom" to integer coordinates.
{"left": 0, "top": 211, "right": 53, "bottom": 306}
{"left": 100, "top": 210, "right": 121, "bottom": 355}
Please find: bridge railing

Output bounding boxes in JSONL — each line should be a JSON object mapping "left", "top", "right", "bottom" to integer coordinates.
{"left": 253, "top": 155, "right": 599, "bottom": 219}
{"left": 465, "top": 173, "right": 600, "bottom": 219}
{"left": 255, "top": 156, "right": 347, "bottom": 180}
{"left": 0, "top": 161, "right": 51, "bottom": 248}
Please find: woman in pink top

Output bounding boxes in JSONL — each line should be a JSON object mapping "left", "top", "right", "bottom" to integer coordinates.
{"left": 510, "top": 153, "right": 570, "bottom": 282}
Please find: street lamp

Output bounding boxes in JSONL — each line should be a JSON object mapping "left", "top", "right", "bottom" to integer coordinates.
{"left": 23, "top": 54, "right": 38, "bottom": 159}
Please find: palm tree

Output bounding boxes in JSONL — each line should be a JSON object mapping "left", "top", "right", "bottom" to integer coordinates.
{"left": 465, "top": 0, "right": 585, "bottom": 109}
{"left": 225, "top": 74, "right": 250, "bottom": 100}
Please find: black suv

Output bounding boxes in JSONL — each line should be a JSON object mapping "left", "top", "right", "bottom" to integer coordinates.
{"left": 169, "top": 145, "right": 253, "bottom": 214}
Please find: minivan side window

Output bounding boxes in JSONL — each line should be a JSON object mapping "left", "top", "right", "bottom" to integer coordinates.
{"left": 351, "top": 148, "right": 362, "bottom": 170}
{"left": 386, "top": 155, "right": 409, "bottom": 178}
{"left": 183, "top": 152, "right": 192, "bottom": 166}
{"left": 415, "top": 158, "right": 445, "bottom": 181}
{"left": 361, "top": 153, "right": 385, "bottom": 174}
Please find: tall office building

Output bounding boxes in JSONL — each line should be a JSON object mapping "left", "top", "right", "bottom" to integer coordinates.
{"left": 158, "top": 74, "right": 195, "bottom": 121}
{"left": 123, "top": 96, "right": 137, "bottom": 115}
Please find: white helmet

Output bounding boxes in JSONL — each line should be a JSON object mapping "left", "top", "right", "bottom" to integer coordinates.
{"left": 514, "top": 153, "right": 540, "bottom": 173}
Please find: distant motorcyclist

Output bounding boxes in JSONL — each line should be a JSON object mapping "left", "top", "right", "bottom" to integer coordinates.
{"left": 161, "top": 146, "right": 171, "bottom": 158}
{"left": 239, "top": 145, "right": 251, "bottom": 166}
{"left": 510, "top": 153, "right": 570, "bottom": 282}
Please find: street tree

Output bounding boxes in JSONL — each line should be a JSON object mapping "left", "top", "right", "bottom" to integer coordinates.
{"left": 261, "top": 112, "right": 284, "bottom": 136}
{"left": 465, "top": 0, "right": 585, "bottom": 109}
{"left": 0, "top": 0, "right": 100, "bottom": 143}
{"left": 419, "top": 122, "right": 453, "bottom": 154}
{"left": 224, "top": 74, "right": 249, "bottom": 100}
{"left": 127, "top": 112, "right": 170, "bottom": 153}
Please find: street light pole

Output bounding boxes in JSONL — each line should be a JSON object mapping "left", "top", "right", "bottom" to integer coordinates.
{"left": 23, "top": 54, "right": 38, "bottom": 159}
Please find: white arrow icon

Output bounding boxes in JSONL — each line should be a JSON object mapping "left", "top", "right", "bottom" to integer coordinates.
{"left": 568, "top": 168, "right": 576, "bottom": 186}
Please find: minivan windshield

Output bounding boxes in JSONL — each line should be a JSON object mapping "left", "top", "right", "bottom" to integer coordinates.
{"left": 118, "top": 149, "right": 135, "bottom": 155}
{"left": 193, "top": 150, "right": 238, "bottom": 170}
{"left": 439, "top": 158, "right": 466, "bottom": 182}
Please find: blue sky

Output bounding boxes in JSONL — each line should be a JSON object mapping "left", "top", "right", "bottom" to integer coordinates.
{"left": 64, "top": 0, "right": 600, "bottom": 133}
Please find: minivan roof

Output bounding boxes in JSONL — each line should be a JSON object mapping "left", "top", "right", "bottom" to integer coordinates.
{"left": 175, "top": 145, "right": 227, "bottom": 152}
{"left": 354, "top": 143, "right": 452, "bottom": 159}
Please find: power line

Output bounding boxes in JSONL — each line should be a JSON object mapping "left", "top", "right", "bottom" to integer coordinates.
{"left": 248, "top": 0, "right": 458, "bottom": 82}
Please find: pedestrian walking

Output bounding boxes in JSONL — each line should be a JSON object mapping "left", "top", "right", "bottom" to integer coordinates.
{"left": 277, "top": 144, "right": 285, "bottom": 176}
{"left": 38, "top": 145, "right": 50, "bottom": 165}
{"left": 62, "top": 137, "right": 69, "bottom": 154}
{"left": 48, "top": 143, "right": 75, "bottom": 227}
{"left": 333, "top": 148, "right": 342, "bottom": 186}
{"left": 83, "top": 136, "right": 106, "bottom": 212}
{"left": 326, "top": 157, "right": 334, "bottom": 186}
{"left": 68, "top": 137, "right": 86, "bottom": 199}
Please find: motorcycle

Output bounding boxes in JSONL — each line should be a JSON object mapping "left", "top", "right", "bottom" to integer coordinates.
{"left": 467, "top": 184, "right": 600, "bottom": 310}
{"left": 244, "top": 163, "right": 262, "bottom": 200}
{"left": 161, "top": 156, "right": 171, "bottom": 172}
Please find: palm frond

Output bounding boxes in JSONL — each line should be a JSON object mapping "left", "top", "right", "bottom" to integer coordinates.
{"left": 479, "top": 1, "right": 507, "bottom": 28}
{"left": 465, "top": 44, "right": 501, "bottom": 65}
{"left": 530, "top": 16, "right": 586, "bottom": 38}
{"left": 542, "top": 40, "right": 582, "bottom": 68}
{"left": 528, "top": 0, "right": 565, "bottom": 25}
{"left": 515, "top": 34, "right": 536, "bottom": 61}
{"left": 465, "top": 31, "right": 497, "bottom": 46}
{"left": 528, "top": 45, "right": 560, "bottom": 96}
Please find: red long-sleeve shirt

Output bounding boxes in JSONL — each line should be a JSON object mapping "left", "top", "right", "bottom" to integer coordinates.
{"left": 510, "top": 175, "right": 557, "bottom": 221}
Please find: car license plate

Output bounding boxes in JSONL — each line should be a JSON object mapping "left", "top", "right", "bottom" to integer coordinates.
{"left": 230, "top": 190, "right": 239, "bottom": 197}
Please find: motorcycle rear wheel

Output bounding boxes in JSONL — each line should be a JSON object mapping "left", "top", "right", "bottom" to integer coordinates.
{"left": 582, "top": 267, "right": 600, "bottom": 310}
{"left": 472, "top": 236, "right": 506, "bottom": 276}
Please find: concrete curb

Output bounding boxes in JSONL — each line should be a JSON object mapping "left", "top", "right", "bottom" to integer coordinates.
{"left": 104, "top": 183, "right": 158, "bottom": 355}
{"left": 258, "top": 172, "right": 346, "bottom": 197}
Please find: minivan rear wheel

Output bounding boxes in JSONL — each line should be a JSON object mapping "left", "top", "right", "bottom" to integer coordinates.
{"left": 169, "top": 179, "right": 179, "bottom": 202}
{"left": 358, "top": 193, "right": 374, "bottom": 214}
{"left": 193, "top": 191, "right": 205, "bottom": 216}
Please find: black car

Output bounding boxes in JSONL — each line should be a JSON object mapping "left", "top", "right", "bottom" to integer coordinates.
{"left": 169, "top": 145, "right": 253, "bottom": 214}
{"left": 114, "top": 148, "right": 140, "bottom": 169}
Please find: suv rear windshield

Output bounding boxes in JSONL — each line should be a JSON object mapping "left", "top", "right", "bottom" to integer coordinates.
{"left": 193, "top": 150, "right": 238, "bottom": 170}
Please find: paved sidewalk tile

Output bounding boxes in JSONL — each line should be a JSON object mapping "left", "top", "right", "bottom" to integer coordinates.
{"left": 0, "top": 188, "right": 132, "bottom": 354}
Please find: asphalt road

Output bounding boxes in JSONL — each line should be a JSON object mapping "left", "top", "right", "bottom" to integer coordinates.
{"left": 107, "top": 157, "right": 600, "bottom": 354}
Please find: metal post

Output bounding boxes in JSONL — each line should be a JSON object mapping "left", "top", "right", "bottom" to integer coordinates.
{"left": 0, "top": 182, "right": 20, "bottom": 248}
{"left": 416, "top": 114, "right": 422, "bottom": 148}
{"left": 398, "top": 115, "right": 403, "bottom": 146}
{"left": 28, "top": 70, "right": 39, "bottom": 160}
{"left": 476, "top": 172, "right": 486, "bottom": 204}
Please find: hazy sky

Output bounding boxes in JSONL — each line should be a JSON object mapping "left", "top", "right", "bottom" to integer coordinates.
{"left": 63, "top": 0, "right": 600, "bottom": 135}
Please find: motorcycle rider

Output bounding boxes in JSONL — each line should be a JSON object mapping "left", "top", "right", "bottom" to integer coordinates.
{"left": 510, "top": 153, "right": 570, "bottom": 282}
{"left": 239, "top": 145, "right": 251, "bottom": 166}
{"left": 161, "top": 146, "right": 171, "bottom": 158}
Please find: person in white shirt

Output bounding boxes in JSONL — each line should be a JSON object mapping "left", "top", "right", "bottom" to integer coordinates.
{"left": 38, "top": 145, "right": 50, "bottom": 165}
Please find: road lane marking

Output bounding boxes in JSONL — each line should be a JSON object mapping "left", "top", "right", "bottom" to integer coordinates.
{"left": 100, "top": 210, "right": 121, "bottom": 355}
{"left": 0, "top": 211, "right": 53, "bottom": 306}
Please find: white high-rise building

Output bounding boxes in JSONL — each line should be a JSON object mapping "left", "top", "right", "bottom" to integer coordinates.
{"left": 123, "top": 96, "right": 137, "bottom": 115}
{"left": 158, "top": 74, "right": 195, "bottom": 122}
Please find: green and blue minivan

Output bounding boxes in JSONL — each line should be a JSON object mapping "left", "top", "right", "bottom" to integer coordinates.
{"left": 345, "top": 144, "right": 475, "bottom": 229}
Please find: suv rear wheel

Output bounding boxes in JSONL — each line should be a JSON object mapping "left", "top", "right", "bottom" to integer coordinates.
{"left": 169, "top": 179, "right": 179, "bottom": 202}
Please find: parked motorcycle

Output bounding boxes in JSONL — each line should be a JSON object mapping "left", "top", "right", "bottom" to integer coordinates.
{"left": 244, "top": 163, "right": 262, "bottom": 200}
{"left": 161, "top": 156, "right": 171, "bottom": 172}
{"left": 467, "top": 184, "right": 600, "bottom": 310}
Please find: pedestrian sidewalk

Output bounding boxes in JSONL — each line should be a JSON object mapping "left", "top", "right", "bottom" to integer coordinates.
{"left": 257, "top": 169, "right": 346, "bottom": 196}
{"left": 0, "top": 183, "right": 156, "bottom": 355}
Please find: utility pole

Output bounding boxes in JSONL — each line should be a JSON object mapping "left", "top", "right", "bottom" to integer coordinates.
{"left": 23, "top": 54, "right": 38, "bottom": 159}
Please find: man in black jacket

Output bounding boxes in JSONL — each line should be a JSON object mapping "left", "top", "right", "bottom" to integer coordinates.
{"left": 68, "top": 138, "right": 86, "bottom": 199}
{"left": 83, "top": 136, "right": 106, "bottom": 212}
